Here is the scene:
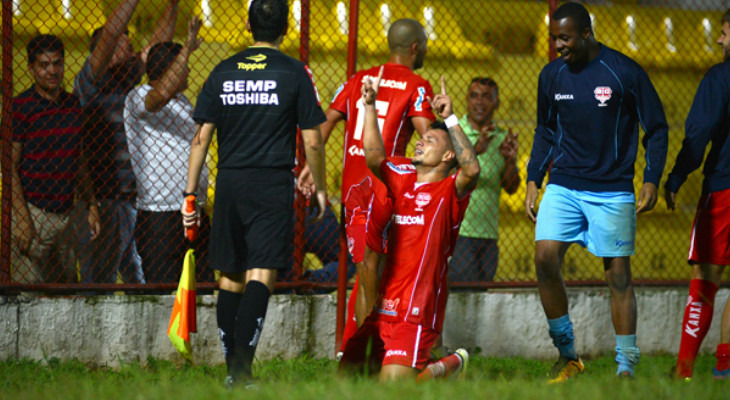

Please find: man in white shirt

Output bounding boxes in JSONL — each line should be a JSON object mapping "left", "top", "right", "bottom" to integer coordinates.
{"left": 124, "top": 17, "right": 212, "bottom": 283}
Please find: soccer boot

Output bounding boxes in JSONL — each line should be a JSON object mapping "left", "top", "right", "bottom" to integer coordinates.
{"left": 617, "top": 370, "right": 634, "bottom": 380}
{"left": 713, "top": 367, "right": 730, "bottom": 380}
{"left": 451, "top": 348, "right": 469, "bottom": 380}
{"left": 548, "top": 356, "right": 584, "bottom": 383}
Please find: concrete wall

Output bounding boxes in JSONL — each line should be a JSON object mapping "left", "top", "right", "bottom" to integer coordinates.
{"left": 1, "top": 288, "right": 727, "bottom": 366}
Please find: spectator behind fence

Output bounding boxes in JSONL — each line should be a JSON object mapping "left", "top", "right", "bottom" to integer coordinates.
{"left": 525, "top": 2, "right": 668, "bottom": 380}
{"left": 664, "top": 9, "right": 730, "bottom": 381}
{"left": 449, "top": 77, "right": 519, "bottom": 284}
{"left": 11, "top": 34, "right": 100, "bottom": 284}
{"left": 73, "top": 0, "right": 180, "bottom": 285}
{"left": 124, "top": 17, "right": 213, "bottom": 284}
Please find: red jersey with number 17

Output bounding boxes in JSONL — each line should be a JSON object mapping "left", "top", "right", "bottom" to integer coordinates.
{"left": 329, "top": 63, "right": 435, "bottom": 198}
{"left": 374, "top": 159, "right": 471, "bottom": 332}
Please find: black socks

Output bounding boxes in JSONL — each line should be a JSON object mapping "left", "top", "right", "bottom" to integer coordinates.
{"left": 217, "top": 281, "right": 272, "bottom": 379}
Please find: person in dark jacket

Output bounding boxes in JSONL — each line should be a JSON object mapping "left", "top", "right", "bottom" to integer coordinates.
{"left": 664, "top": 8, "right": 730, "bottom": 382}
{"left": 524, "top": 2, "right": 668, "bottom": 381}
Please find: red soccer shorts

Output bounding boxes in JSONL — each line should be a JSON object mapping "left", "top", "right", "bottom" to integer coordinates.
{"left": 344, "top": 177, "right": 393, "bottom": 263}
{"left": 689, "top": 188, "right": 730, "bottom": 265}
{"left": 339, "top": 316, "right": 439, "bottom": 371}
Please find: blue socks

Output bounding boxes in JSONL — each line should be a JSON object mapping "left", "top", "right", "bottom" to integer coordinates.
{"left": 548, "top": 315, "right": 578, "bottom": 360}
{"left": 615, "top": 334, "right": 640, "bottom": 377}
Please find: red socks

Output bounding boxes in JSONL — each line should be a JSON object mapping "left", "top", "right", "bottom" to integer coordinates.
{"left": 716, "top": 343, "right": 730, "bottom": 372}
{"left": 675, "top": 279, "right": 719, "bottom": 378}
{"left": 340, "top": 277, "right": 359, "bottom": 352}
{"left": 416, "top": 353, "right": 462, "bottom": 382}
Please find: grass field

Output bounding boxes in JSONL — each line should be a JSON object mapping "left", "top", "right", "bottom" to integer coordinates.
{"left": 1, "top": 354, "right": 728, "bottom": 399}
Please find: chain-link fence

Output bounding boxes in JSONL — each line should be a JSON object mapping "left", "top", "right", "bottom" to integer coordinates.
{"left": 1, "top": 0, "right": 728, "bottom": 293}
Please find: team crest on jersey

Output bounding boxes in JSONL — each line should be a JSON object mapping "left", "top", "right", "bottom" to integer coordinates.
{"left": 377, "top": 298, "right": 400, "bottom": 316}
{"left": 594, "top": 86, "right": 612, "bottom": 107}
{"left": 415, "top": 192, "right": 431, "bottom": 211}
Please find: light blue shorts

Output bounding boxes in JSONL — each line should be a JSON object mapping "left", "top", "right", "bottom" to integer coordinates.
{"left": 535, "top": 184, "right": 636, "bottom": 257}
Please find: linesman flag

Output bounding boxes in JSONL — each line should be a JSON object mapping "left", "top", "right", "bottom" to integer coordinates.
{"left": 168, "top": 195, "right": 199, "bottom": 361}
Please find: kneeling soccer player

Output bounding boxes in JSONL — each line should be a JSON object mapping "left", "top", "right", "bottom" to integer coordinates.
{"left": 339, "top": 70, "right": 479, "bottom": 381}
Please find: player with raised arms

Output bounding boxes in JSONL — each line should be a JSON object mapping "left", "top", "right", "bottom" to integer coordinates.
{"left": 339, "top": 70, "right": 479, "bottom": 381}
{"left": 298, "top": 19, "right": 435, "bottom": 352}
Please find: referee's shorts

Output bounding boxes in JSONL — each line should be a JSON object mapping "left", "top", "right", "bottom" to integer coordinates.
{"left": 210, "top": 167, "right": 294, "bottom": 273}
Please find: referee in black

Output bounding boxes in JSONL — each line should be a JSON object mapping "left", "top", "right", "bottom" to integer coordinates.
{"left": 181, "top": 0, "right": 328, "bottom": 386}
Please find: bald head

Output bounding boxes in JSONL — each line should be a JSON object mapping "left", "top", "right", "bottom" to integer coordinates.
{"left": 388, "top": 18, "right": 427, "bottom": 52}
{"left": 387, "top": 18, "right": 428, "bottom": 69}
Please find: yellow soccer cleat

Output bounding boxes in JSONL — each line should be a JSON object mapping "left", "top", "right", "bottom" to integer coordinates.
{"left": 548, "top": 356, "right": 585, "bottom": 383}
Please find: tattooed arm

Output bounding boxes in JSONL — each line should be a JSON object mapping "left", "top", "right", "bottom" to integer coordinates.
{"left": 429, "top": 76, "right": 480, "bottom": 199}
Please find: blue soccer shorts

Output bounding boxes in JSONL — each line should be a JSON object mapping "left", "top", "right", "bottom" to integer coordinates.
{"left": 535, "top": 184, "right": 636, "bottom": 257}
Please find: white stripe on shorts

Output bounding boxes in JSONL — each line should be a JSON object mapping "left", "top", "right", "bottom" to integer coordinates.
{"left": 412, "top": 324, "right": 422, "bottom": 368}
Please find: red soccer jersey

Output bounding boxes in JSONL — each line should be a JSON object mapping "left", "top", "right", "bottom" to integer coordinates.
{"left": 329, "top": 63, "right": 435, "bottom": 199}
{"left": 373, "top": 159, "right": 471, "bottom": 332}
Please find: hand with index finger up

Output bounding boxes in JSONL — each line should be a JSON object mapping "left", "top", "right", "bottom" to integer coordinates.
{"left": 427, "top": 76, "right": 453, "bottom": 118}
{"left": 361, "top": 66, "right": 384, "bottom": 107}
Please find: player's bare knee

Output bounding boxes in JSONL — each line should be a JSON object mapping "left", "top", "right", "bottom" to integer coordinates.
{"left": 606, "top": 269, "right": 632, "bottom": 294}
{"left": 534, "top": 250, "right": 562, "bottom": 281}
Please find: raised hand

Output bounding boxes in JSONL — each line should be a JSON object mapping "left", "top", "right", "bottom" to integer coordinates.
{"left": 186, "top": 16, "right": 204, "bottom": 52}
{"left": 361, "top": 66, "right": 383, "bottom": 106}
{"left": 499, "top": 128, "right": 519, "bottom": 161}
{"left": 427, "top": 76, "right": 453, "bottom": 118}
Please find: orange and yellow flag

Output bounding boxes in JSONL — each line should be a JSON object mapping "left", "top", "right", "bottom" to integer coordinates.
{"left": 167, "top": 248, "right": 197, "bottom": 361}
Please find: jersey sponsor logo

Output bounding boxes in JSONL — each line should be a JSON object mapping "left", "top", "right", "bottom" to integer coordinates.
{"left": 219, "top": 92, "right": 280, "bottom": 105}
{"left": 223, "top": 80, "right": 277, "bottom": 92}
{"left": 361, "top": 75, "right": 407, "bottom": 90}
{"left": 385, "top": 349, "right": 408, "bottom": 358}
{"left": 348, "top": 145, "right": 364, "bottom": 157}
{"left": 246, "top": 53, "right": 267, "bottom": 62}
{"left": 411, "top": 307, "right": 420, "bottom": 316}
{"left": 415, "top": 192, "right": 431, "bottom": 211}
{"left": 237, "top": 62, "right": 267, "bottom": 71}
{"left": 415, "top": 87, "right": 426, "bottom": 112}
{"left": 220, "top": 80, "right": 279, "bottom": 105}
{"left": 594, "top": 86, "right": 612, "bottom": 106}
{"left": 554, "top": 93, "right": 574, "bottom": 101}
{"left": 394, "top": 214, "right": 425, "bottom": 226}
{"left": 377, "top": 297, "right": 400, "bottom": 316}
{"left": 615, "top": 239, "right": 633, "bottom": 247}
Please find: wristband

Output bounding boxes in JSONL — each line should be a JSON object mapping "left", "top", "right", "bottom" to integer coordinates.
{"left": 444, "top": 114, "right": 459, "bottom": 129}
{"left": 183, "top": 191, "right": 198, "bottom": 198}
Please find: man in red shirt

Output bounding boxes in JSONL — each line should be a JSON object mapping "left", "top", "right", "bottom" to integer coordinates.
{"left": 339, "top": 72, "right": 480, "bottom": 381}
{"left": 298, "top": 18, "right": 435, "bottom": 347}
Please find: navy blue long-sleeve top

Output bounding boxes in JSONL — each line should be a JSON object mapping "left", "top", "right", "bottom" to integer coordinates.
{"left": 665, "top": 60, "right": 730, "bottom": 196}
{"left": 527, "top": 45, "right": 668, "bottom": 192}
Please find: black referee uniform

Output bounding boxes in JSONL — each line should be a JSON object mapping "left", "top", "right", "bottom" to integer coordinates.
{"left": 191, "top": 43, "right": 326, "bottom": 383}
{"left": 193, "top": 46, "right": 326, "bottom": 272}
